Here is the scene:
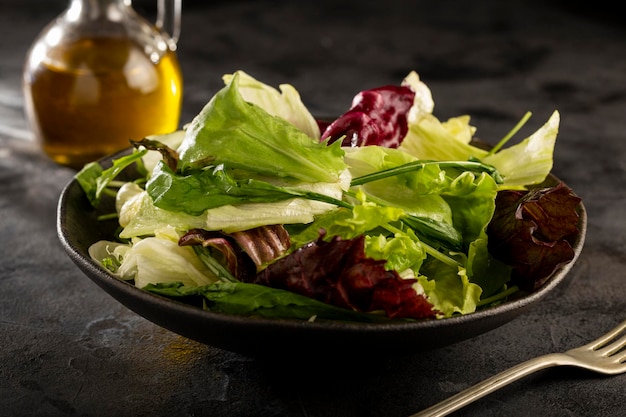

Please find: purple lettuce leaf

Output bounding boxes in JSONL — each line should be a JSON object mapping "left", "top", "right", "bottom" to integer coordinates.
{"left": 251, "top": 231, "right": 437, "bottom": 319}
{"left": 320, "top": 85, "right": 415, "bottom": 148}
{"left": 487, "top": 182, "right": 582, "bottom": 291}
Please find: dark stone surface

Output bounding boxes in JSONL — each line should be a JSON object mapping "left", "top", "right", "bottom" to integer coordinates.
{"left": 0, "top": 0, "right": 624, "bottom": 416}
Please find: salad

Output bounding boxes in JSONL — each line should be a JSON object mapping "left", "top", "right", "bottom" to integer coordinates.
{"left": 77, "top": 70, "right": 582, "bottom": 323}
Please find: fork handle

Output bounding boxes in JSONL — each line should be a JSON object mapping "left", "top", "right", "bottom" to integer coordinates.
{"left": 409, "top": 353, "right": 572, "bottom": 417}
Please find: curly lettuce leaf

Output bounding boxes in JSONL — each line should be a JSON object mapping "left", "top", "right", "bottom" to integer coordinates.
{"left": 465, "top": 237, "right": 512, "bottom": 298}
{"left": 344, "top": 145, "right": 498, "bottom": 251}
{"left": 365, "top": 231, "right": 426, "bottom": 275}
{"left": 343, "top": 146, "right": 453, "bottom": 223}
{"left": 289, "top": 203, "right": 405, "bottom": 248}
{"left": 440, "top": 171, "right": 499, "bottom": 248}
{"left": 418, "top": 261, "right": 482, "bottom": 317}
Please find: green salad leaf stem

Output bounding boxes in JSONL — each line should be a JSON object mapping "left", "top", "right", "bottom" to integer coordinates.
{"left": 476, "top": 285, "right": 520, "bottom": 307}
{"left": 350, "top": 159, "right": 503, "bottom": 186}
{"left": 487, "top": 111, "right": 532, "bottom": 156}
{"left": 192, "top": 246, "right": 238, "bottom": 283}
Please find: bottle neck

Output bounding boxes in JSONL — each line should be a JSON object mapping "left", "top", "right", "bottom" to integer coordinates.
{"left": 59, "top": 0, "right": 177, "bottom": 57}
{"left": 66, "top": 0, "right": 131, "bottom": 22}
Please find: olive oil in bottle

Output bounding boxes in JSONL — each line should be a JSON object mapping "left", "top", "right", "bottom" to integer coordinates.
{"left": 23, "top": 0, "right": 183, "bottom": 169}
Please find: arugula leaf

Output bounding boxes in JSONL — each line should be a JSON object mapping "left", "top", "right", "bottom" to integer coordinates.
{"left": 401, "top": 215, "right": 462, "bottom": 251}
{"left": 146, "top": 161, "right": 349, "bottom": 216}
{"left": 144, "top": 281, "right": 392, "bottom": 322}
{"left": 75, "top": 149, "right": 147, "bottom": 207}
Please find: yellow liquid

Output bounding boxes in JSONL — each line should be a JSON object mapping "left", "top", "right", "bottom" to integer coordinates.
{"left": 24, "top": 37, "right": 183, "bottom": 169}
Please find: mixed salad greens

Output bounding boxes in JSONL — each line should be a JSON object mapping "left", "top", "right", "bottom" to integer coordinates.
{"left": 77, "top": 70, "right": 582, "bottom": 323}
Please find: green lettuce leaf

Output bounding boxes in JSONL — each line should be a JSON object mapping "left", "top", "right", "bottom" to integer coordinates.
{"left": 289, "top": 202, "right": 405, "bottom": 248}
{"left": 118, "top": 192, "right": 207, "bottom": 239}
{"left": 117, "top": 181, "right": 348, "bottom": 238}
{"left": 465, "top": 237, "right": 512, "bottom": 298}
{"left": 343, "top": 145, "right": 498, "bottom": 251}
{"left": 222, "top": 70, "right": 320, "bottom": 139}
{"left": 202, "top": 200, "right": 339, "bottom": 234}
{"left": 177, "top": 72, "right": 346, "bottom": 183}
{"left": 344, "top": 146, "right": 454, "bottom": 224}
{"left": 91, "top": 227, "right": 220, "bottom": 288}
{"left": 440, "top": 171, "right": 499, "bottom": 248}
{"left": 138, "top": 159, "right": 351, "bottom": 234}
{"left": 418, "top": 261, "right": 482, "bottom": 317}
{"left": 482, "top": 111, "right": 559, "bottom": 188}
{"left": 365, "top": 231, "right": 426, "bottom": 275}
{"left": 399, "top": 111, "right": 560, "bottom": 189}
{"left": 399, "top": 114, "right": 486, "bottom": 162}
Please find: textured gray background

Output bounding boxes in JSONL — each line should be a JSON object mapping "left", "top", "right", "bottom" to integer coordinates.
{"left": 0, "top": 1, "right": 624, "bottom": 416}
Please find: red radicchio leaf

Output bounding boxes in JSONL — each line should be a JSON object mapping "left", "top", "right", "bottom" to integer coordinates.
{"left": 179, "top": 229, "right": 257, "bottom": 281}
{"left": 230, "top": 225, "right": 291, "bottom": 268}
{"left": 252, "top": 231, "right": 436, "bottom": 319}
{"left": 487, "top": 182, "right": 582, "bottom": 291}
{"left": 320, "top": 85, "right": 415, "bottom": 148}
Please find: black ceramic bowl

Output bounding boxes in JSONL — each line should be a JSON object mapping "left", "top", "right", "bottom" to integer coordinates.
{"left": 57, "top": 148, "right": 587, "bottom": 361}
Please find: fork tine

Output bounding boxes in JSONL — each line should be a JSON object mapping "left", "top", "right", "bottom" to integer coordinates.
{"left": 597, "top": 334, "right": 626, "bottom": 358}
{"left": 585, "top": 320, "right": 626, "bottom": 351}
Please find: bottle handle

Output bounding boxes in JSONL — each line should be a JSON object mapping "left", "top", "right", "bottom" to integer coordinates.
{"left": 156, "top": 0, "right": 181, "bottom": 47}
